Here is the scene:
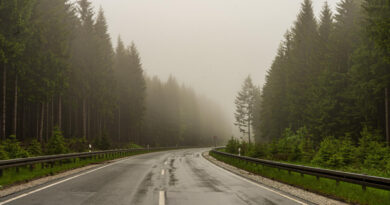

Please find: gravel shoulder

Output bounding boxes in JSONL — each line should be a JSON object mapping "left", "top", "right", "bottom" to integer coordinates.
{"left": 203, "top": 151, "right": 348, "bottom": 205}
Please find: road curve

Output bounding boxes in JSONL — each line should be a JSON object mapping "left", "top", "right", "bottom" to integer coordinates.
{"left": 0, "top": 148, "right": 308, "bottom": 205}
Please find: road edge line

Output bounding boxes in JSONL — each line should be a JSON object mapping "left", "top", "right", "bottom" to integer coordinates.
{"left": 202, "top": 151, "right": 310, "bottom": 205}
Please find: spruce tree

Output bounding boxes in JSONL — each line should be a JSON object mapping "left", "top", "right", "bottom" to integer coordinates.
{"left": 235, "top": 76, "right": 256, "bottom": 144}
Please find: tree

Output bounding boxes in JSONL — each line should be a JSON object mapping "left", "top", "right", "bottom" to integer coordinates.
{"left": 0, "top": 0, "right": 35, "bottom": 139}
{"left": 235, "top": 76, "right": 256, "bottom": 144}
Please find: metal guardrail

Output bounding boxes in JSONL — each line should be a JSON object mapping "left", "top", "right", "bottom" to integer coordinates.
{"left": 0, "top": 147, "right": 183, "bottom": 177}
{"left": 211, "top": 149, "right": 390, "bottom": 191}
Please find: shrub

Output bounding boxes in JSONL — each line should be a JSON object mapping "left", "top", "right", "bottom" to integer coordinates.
{"left": 2, "top": 135, "right": 29, "bottom": 158}
{"left": 225, "top": 137, "right": 240, "bottom": 154}
{"left": 67, "top": 137, "right": 88, "bottom": 152}
{"left": 94, "top": 134, "right": 111, "bottom": 150}
{"left": 46, "top": 127, "right": 68, "bottom": 155}
{"left": 353, "top": 127, "right": 388, "bottom": 170}
{"left": 0, "top": 145, "right": 8, "bottom": 160}
{"left": 312, "top": 136, "right": 345, "bottom": 168}
{"left": 27, "top": 139, "right": 42, "bottom": 156}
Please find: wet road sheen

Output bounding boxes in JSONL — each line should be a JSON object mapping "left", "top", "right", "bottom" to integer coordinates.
{"left": 1, "top": 148, "right": 305, "bottom": 205}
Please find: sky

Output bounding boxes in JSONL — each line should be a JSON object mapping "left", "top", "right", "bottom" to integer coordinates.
{"left": 89, "top": 0, "right": 339, "bottom": 135}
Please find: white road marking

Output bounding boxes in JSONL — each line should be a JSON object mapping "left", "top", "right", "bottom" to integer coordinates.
{"left": 159, "top": 190, "right": 165, "bottom": 205}
{"left": 202, "top": 153, "right": 308, "bottom": 205}
{"left": 0, "top": 157, "right": 129, "bottom": 205}
{"left": 161, "top": 169, "right": 165, "bottom": 175}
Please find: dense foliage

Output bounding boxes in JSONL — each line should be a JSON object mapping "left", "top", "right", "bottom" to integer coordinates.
{"left": 0, "top": 0, "right": 230, "bottom": 158}
{"left": 251, "top": 0, "right": 390, "bottom": 146}
{"left": 230, "top": 0, "right": 390, "bottom": 177}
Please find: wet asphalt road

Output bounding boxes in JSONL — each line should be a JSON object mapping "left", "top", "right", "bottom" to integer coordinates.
{"left": 0, "top": 148, "right": 307, "bottom": 205}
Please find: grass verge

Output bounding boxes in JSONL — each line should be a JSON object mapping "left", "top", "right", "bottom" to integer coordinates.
{"left": 0, "top": 149, "right": 159, "bottom": 189}
{"left": 210, "top": 151, "right": 390, "bottom": 205}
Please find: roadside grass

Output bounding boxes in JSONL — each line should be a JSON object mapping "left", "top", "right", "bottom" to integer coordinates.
{"left": 0, "top": 149, "right": 152, "bottom": 189}
{"left": 210, "top": 152, "right": 390, "bottom": 205}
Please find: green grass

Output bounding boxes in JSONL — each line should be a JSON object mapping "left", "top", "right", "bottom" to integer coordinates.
{"left": 210, "top": 151, "right": 390, "bottom": 205}
{"left": 0, "top": 149, "right": 158, "bottom": 189}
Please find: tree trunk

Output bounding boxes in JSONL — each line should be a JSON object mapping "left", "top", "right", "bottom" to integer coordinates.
{"left": 45, "top": 101, "right": 49, "bottom": 141}
{"left": 247, "top": 118, "right": 251, "bottom": 144}
{"left": 2, "top": 63, "right": 6, "bottom": 140}
{"left": 12, "top": 74, "right": 17, "bottom": 135}
{"left": 51, "top": 96, "right": 54, "bottom": 135}
{"left": 39, "top": 102, "right": 44, "bottom": 142}
{"left": 22, "top": 99, "right": 26, "bottom": 139}
{"left": 87, "top": 103, "right": 90, "bottom": 140}
{"left": 118, "top": 106, "right": 121, "bottom": 141}
{"left": 68, "top": 106, "right": 72, "bottom": 137}
{"left": 386, "top": 87, "right": 389, "bottom": 147}
{"left": 36, "top": 104, "right": 39, "bottom": 141}
{"left": 58, "top": 95, "right": 62, "bottom": 129}
{"left": 82, "top": 97, "right": 86, "bottom": 138}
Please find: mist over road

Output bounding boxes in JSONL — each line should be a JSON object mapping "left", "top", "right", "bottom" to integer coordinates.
{"left": 0, "top": 149, "right": 306, "bottom": 205}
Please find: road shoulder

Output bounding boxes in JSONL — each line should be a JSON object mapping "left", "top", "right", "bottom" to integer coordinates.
{"left": 203, "top": 151, "right": 347, "bottom": 205}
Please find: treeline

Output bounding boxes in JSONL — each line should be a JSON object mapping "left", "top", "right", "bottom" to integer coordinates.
{"left": 0, "top": 0, "right": 229, "bottom": 157}
{"left": 254, "top": 0, "right": 390, "bottom": 145}
{"left": 144, "top": 76, "right": 230, "bottom": 147}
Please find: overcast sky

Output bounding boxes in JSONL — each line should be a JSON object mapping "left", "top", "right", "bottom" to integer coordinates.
{"left": 89, "top": 0, "right": 339, "bottom": 135}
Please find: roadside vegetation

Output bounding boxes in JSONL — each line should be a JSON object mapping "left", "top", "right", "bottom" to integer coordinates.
{"left": 210, "top": 151, "right": 390, "bottom": 205}
{"left": 0, "top": 149, "right": 153, "bottom": 189}
{"left": 225, "top": 126, "right": 390, "bottom": 178}
{"left": 225, "top": 0, "right": 390, "bottom": 203}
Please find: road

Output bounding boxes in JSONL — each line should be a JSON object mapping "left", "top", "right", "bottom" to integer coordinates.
{"left": 0, "top": 148, "right": 308, "bottom": 205}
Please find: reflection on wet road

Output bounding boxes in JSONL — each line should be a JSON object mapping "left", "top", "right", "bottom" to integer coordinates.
{"left": 1, "top": 149, "right": 306, "bottom": 205}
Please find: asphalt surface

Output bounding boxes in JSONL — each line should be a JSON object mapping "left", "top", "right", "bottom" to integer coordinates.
{"left": 0, "top": 148, "right": 307, "bottom": 205}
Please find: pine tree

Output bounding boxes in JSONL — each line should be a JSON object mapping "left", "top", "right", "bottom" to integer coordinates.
{"left": 235, "top": 76, "right": 256, "bottom": 144}
{"left": 0, "top": 0, "right": 35, "bottom": 140}
{"left": 286, "top": 0, "right": 319, "bottom": 130}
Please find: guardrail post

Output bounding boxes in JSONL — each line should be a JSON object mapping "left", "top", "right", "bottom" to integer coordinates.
{"left": 336, "top": 180, "right": 339, "bottom": 186}
{"left": 362, "top": 185, "right": 366, "bottom": 191}
{"left": 300, "top": 173, "right": 304, "bottom": 177}
{"left": 0, "top": 169, "right": 3, "bottom": 177}
{"left": 288, "top": 170, "right": 291, "bottom": 175}
{"left": 316, "top": 176, "right": 320, "bottom": 180}
{"left": 29, "top": 164, "right": 34, "bottom": 171}
{"left": 15, "top": 166, "right": 19, "bottom": 173}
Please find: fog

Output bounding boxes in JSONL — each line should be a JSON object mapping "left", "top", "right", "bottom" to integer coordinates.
{"left": 90, "top": 0, "right": 339, "bottom": 135}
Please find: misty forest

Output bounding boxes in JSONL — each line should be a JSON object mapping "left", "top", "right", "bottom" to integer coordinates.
{"left": 0, "top": 0, "right": 230, "bottom": 158}
{"left": 1, "top": 0, "right": 390, "bottom": 176}
{"left": 231, "top": 0, "right": 390, "bottom": 176}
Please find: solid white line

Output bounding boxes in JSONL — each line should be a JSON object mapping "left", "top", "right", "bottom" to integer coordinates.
{"left": 202, "top": 153, "right": 308, "bottom": 205}
{"left": 159, "top": 191, "right": 165, "bottom": 205}
{"left": 161, "top": 169, "right": 165, "bottom": 176}
{"left": 0, "top": 158, "right": 127, "bottom": 205}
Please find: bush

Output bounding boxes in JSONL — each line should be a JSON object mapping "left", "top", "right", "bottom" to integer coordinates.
{"left": 46, "top": 127, "right": 68, "bottom": 155}
{"left": 225, "top": 137, "right": 240, "bottom": 154}
{"left": 67, "top": 137, "right": 88, "bottom": 152}
{"left": 0, "top": 145, "right": 8, "bottom": 160}
{"left": 312, "top": 136, "right": 346, "bottom": 168}
{"left": 2, "top": 135, "right": 29, "bottom": 158}
{"left": 247, "top": 143, "right": 267, "bottom": 158}
{"left": 93, "top": 134, "right": 111, "bottom": 150}
{"left": 353, "top": 127, "right": 388, "bottom": 170}
{"left": 27, "top": 139, "right": 42, "bottom": 156}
